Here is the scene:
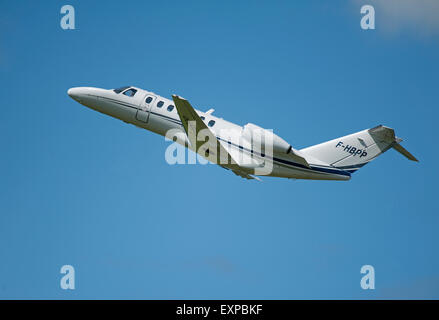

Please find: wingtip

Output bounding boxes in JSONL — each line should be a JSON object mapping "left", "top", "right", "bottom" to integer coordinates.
{"left": 172, "top": 94, "right": 185, "bottom": 101}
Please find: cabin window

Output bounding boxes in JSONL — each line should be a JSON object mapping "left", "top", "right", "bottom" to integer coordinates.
{"left": 145, "top": 97, "right": 153, "bottom": 103}
{"left": 157, "top": 101, "right": 164, "bottom": 108}
{"left": 123, "top": 88, "right": 137, "bottom": 97}
{"left": 200, "top": 116, "right": 205, "bottom": 120}
{"left": 208, "top": 120, "right": 215, "bottom": 127}
{"left": 167, "top": 105, "right": 174, "bottom": 112}
{"left": 113, "top": 86, "right": 130, "bottom": 94}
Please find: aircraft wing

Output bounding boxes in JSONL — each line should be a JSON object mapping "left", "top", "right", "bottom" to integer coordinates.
{"left": 172, "top": 94, "right": 232, "bottom": 165}
{"left": 172, "top": 94, "right": 260, "bottom": 179}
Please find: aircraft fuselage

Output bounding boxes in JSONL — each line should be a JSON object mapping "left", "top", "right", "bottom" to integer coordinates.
{"left": 68, "top": 86, "right": 351, "bottom": 181}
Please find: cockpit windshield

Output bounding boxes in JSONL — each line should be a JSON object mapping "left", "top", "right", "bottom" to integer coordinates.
{"left": 113, "top": 86, "right": 130, "bottom": 94}
{"left": 123, "top": 88, "right": 137, "bottom": 97}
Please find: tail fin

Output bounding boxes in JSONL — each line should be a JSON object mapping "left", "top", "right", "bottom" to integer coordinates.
{"left": 300, "top": 125, "right": 418, "bottom": 173}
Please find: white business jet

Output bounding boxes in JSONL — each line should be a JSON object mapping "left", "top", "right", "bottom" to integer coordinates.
{"left": 68, "top": 86, "right": 418, "bottom": 181}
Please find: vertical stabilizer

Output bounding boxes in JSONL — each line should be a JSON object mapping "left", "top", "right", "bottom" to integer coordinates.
{"left": 300, "top": 125, "right": 418, "bottom": 173}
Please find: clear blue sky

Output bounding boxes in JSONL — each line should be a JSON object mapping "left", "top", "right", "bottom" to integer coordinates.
{"left": 1, "top": 1, "right": 438, "bottom": 299}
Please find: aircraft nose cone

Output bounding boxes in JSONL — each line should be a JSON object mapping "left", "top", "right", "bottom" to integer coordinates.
{"left": 67, "top": 87, "right": 103, "bottom": 108}
{"left": 67, "top": 87, "right": 80, "bottom": 100}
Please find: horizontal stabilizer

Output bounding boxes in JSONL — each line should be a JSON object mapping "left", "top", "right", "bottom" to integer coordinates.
{"left": 392, "top": 141, "right": 418, "bottom": 162}
{"left": 368, "top": 126, "right": 419, "bottom": 162}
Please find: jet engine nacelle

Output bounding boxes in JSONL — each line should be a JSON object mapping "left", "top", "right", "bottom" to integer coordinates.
{"left": 242, "top": 123, "right": 292, "bottom": 155}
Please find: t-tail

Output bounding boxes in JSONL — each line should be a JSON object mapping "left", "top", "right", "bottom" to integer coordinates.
{"left": 300, "top": 125, "right": 418, "bottom": 174}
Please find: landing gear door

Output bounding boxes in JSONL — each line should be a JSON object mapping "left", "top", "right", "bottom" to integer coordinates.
{"left": 136, "top": 94, "right": 156, "bottom": 123}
